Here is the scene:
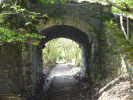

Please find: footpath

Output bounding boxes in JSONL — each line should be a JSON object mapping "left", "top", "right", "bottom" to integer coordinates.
{"left": 0, "top": 63, "right": 132, "bottom": 100}
{"left": 43, "top": 63, "right": 133, "bottom": 100}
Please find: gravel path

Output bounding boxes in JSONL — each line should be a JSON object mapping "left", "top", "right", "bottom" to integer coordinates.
{"left": 42, "top": 63, "right": 133, "bottom": 100}
{"left": 42, "top": 63, "right": 84, "bottom": 100}
{"left": 1, "top": 63, "right": 132, "bottom": 100}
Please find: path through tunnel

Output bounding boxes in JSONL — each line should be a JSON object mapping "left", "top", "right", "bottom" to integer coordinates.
{"left": 37, "top": 25, "right": 92, "bottom": 79}
{"left": 42, "top": 38, "right": 82, "bottom": 69}
{"left": 34, "top": 25, "right": 93, "bottom": 99}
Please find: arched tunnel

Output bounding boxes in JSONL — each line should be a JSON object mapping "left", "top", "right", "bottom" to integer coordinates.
{"left": 33, "top": 25, "right": 97, "bottom": 99}
{"left": 39, "top": 25, "right": 91, "bottom": 46}
{"left": 38, "top": 25, "right": 93, "bottom": 77}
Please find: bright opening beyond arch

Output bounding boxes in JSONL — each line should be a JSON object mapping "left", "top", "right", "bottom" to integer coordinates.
{"left": 42, "top": 38, "right": 81, "bottom": 70}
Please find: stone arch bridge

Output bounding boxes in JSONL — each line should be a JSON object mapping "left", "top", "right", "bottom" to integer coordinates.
{"left": 0, "top": 1, "right": 126, "bottom": 96}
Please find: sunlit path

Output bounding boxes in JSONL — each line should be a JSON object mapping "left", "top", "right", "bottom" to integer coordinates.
{"left": 42, "top": 63, "right": 88, "bottom": 100}
{"left": 43, "top": 63, "right": 81, "bottom": 92}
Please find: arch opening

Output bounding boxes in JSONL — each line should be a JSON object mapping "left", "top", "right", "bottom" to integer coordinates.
{"left": 36, "top": 25, "right": 92, "bottom": 77}
{"left": 37, "top": 25, "right": 92, "bottom": 76}
{"left": 39, "top": 25, "right": 91, "bottom": 47}
{"left": 34, "top": 25, "right": 93, "bottom": 97}
{"left": 42, "top": 38, "right": 82, "bottom": 70}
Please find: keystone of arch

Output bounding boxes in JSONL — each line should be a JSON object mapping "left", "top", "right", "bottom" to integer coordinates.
{"left": 36, "top": 16, "right": 95, "bottom": 43}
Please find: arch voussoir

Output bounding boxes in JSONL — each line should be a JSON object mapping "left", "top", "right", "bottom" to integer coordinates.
{"left": 36, "top": 17, "right": 95, "bottom": 43}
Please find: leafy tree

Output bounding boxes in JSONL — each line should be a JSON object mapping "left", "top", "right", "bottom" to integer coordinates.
{"left": 89, "top": 0, "right": 133, "bottom": 15}
{"left": 104, "top": 0, "right": 133, "bottom": 63}
{"left": 42, "top": 38, "right": 81, "bottom": 67}
{"left": 0, "top": 0, "right": 67, "bottom": 45}
{"left": 0, "top": 1, "right": 46, "bottom": 45}
{"left": 43, "top": 39, "right": 62, "bottom": 66}
{"left": 105, "top": 0, "right": 133, "bottom": 15}
{"left": 90, "top": 0, "right": 133, "bottom": 62}
{"left": 106, "top": 20, "right": 133, "bottom": 63}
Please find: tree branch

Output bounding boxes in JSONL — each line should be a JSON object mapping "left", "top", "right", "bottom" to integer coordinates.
{"left": 105, "top": 0, "right": 133, "bottom": 14}
{"left": 123, "top": 3, "right": 133, "bottom": 14}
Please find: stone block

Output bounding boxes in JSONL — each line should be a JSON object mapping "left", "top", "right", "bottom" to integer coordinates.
{"left": 128, "top": 67, "right": 133, "bottom": 72}
{"left": 129, "top": 72, "right": 133, "bottom": 79}
{"left": 3, "top": 70, "right": 11, "bottom": 77}
{"left": 25, "top": 62, "right": 32, "bottom": 67}
{"left": 6, "top": 79, "right": 13, "bottom": 85}
{"left": 118, "top": 67, "right": 122, "bottom": 75}
{"left": 103, "top": 7, "right": 110, "bottom": 12}
{"left": 22, "top": 51, "right": 29, "bottom": 61}
{"left": 27, "top": 85, "right": 33, "bottom": 91}
{"left": 111, "top": 70, "right": 119, "bottom": 77}
{"left": 0, "top": 79, "right": 4, "bottom": 88}
{"left": 121, "top": 67, "right": 128, "bottom": 72}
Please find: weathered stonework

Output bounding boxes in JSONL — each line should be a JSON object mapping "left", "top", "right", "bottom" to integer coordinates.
{"left": 26, "top": 2, "right": 112, "bottom": 95}
{"left": 1, "top": 1, "right": 132, "bottom": 96}
{"left": 0, "top": 42, "right": 23, "bottom": 94}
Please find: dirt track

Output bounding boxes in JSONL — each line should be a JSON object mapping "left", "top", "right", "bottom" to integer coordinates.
{"left": 0, "top": 63, "right": 132, "bottom": 100}
{"left": 43, "top": 64, "right": 133, "bottom": 100}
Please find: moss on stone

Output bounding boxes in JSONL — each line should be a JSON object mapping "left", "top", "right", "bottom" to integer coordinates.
{"left": 105, "top": 20, "right": 133, "bottom": 65}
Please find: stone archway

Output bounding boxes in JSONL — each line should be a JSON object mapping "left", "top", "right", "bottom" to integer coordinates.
{"left": 38, "top": 24, "right": 92, "bottom": 76}
{"left": 36, "top": 17, "right": 95, "bottom": 43}
{"left": 35, "top": 17, "right": 96, "bottom": 75}
{"left": 30, "top": 17, "right": 98, "bottom": 95}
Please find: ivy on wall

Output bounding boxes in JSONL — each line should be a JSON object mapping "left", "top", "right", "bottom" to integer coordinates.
{"left": 0, "top": 2, "right": 45, "bottom": 45}
{"left": 106, "top": 20, "right": 133, "bottom": 64}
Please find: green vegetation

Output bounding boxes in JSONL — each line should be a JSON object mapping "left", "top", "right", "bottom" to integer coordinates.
{"left": 90, "top": 0, "right": 133, "bottom": 63}
{"left": 90, "top": 0, "right": 133, "bottom": 16}
{"left": 42, "top": 38, "right": 81, "bottom": 67}
{"left": 106, "top": 20, "right": 133, "bottom": 63}
{"left": 104, "top": 0, "right": 133, "bottom": 63}
{"left": 39, "top": 0, "right": 66, "bottom": 4}
{"left": 0, "top": 0, "right": 67, "bottom": 45}
{"left": 0, "top": 1, "right": 46, "bottom": 45}
{"left": 111, "top": 1, "right": 133, "bottom": 16}
{"left": 0, "top": 0, "right": 133, "bottom": 66}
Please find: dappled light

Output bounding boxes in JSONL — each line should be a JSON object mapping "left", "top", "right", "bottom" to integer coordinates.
{"left": 42, "top": 38, "right": 81, "bottom": 70}
{"left": 51, "top": 65, "right": 81, "bottom": 77}
{"left": 98, "top": 76, "right": 132, "bottom": 100}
